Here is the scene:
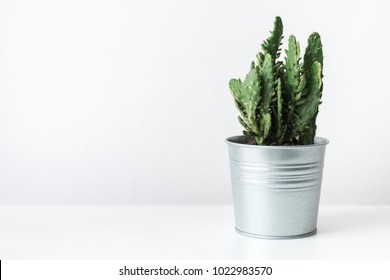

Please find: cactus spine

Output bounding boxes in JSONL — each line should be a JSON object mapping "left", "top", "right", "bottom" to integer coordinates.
{"left": 229, "top": 17, "right": 324, "bottom": 145}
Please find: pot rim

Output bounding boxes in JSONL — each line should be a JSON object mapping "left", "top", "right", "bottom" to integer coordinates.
{"left": 225, "top": 135, "right": 329, "bottom": 149}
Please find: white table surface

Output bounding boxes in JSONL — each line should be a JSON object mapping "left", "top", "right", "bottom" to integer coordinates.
{"left": 0, "top": 205, "right": 389, "bottom": 259}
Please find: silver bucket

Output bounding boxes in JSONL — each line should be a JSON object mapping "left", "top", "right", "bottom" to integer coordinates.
{"left": 226, "top": 136, "right": 329, "bottom": 239}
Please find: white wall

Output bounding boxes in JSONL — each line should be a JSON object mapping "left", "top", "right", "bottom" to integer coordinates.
{"left": 0, "top": 0, "right": 389, "bottom": 204}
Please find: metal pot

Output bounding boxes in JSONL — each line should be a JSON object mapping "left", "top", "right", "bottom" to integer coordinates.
{"left": 226, "top": 136, "right": 329, "bottom": 239}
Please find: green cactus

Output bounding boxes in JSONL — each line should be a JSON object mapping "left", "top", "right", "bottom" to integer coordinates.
{"left": 229, "top": 16, "right": 324, "bottom": 145}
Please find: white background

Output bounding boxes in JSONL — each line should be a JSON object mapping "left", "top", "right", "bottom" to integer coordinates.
{"left": 0, "top": 0, "right": 389, "bottom": 205}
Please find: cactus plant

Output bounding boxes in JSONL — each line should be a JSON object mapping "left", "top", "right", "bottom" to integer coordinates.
{"left": 229, "top": 16, "right": 324, "bottom": 145}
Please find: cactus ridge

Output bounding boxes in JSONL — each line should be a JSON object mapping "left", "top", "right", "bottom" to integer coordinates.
{"left": 229, "top": 17, "right": 324, "bottom": 145}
